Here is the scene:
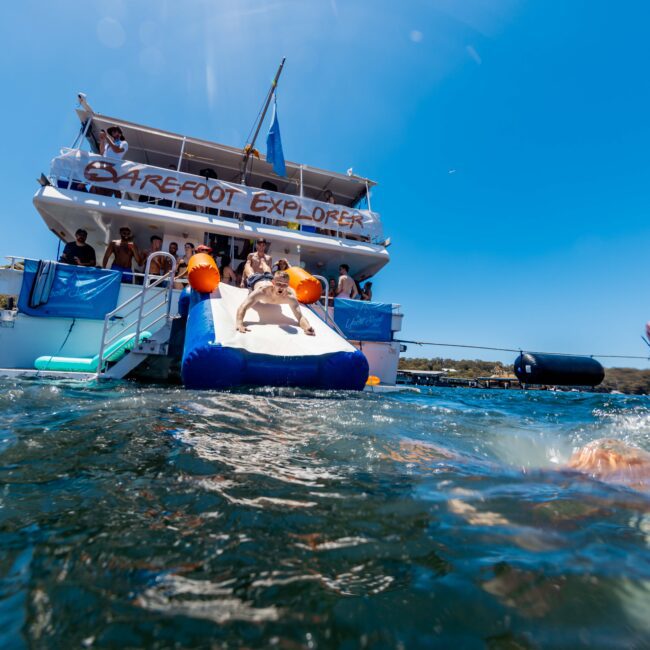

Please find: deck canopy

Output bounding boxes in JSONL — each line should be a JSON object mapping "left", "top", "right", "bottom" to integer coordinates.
{"left": 76, "top": 109, "right": 376, "bottom": 208}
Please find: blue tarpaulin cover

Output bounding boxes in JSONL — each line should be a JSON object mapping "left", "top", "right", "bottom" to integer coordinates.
{"left": 333, "top": 299, "right": 393, "bottom": 342}
{"left": 18, "top": 260, "right": 122, "bottom": 319}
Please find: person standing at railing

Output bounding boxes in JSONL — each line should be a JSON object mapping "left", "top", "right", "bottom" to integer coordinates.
{"left": 241, "top": 238, "right": 273, "bottom": 288}
{"left": 98, "top": 126, "right": 128, "bottom": 198}
{"left": 360, "top": 281, "right": 373, "bottom": 301}
{"left": 272, "top": 258, "right": 289, "bottom": 273}
{"left": 102, "top": 226, "right": 141, "bottom": 283}
{"left": 174, "top": 242, "right": 194, "bottom": 289}
{"left": 141, "top": 235, "right": 172, "bottom": 277}
{"left": 168, "top": 242, "right": 181, "bottom": 273}
{"left": 59, "top": 229, "right": 96, "bottom": 267}
{"left": 100, "top": 126, "right": 128, "bottom": 160}
{"left": 219, "top": 255, "right": 238, "bottom": 286}
{"left": 320, "top": 190, "right": 337, "bottom": 237}
{"left": 335, "top": 264, "right": 358, "bottom": 299}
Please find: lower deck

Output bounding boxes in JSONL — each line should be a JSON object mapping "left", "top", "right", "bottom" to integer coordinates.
{"left": 0, "top": 262, "right": 404, "bottom": 387}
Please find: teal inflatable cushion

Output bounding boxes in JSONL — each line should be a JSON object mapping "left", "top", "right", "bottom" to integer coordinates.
{"left": 34, "top": 331, "right": 152, "bottom": 372}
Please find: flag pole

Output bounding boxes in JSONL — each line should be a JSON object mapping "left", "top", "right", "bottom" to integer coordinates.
{"left": 241, "top": 57, "right": 286, "bottom": 184}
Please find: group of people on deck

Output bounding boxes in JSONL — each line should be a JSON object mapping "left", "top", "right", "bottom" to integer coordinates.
{"left": 60, "top": 230, "right": 375, "bottom": 301}
{"left": 59, "top": 230, "right": 378, "bottom": 339}
{"left": 60, "top": 227, "right": 191, "bottom": 287}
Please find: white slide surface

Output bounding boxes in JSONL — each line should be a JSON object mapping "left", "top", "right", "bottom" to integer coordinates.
{"left": 207, "top": 283, "right": 355, "bottom": 356}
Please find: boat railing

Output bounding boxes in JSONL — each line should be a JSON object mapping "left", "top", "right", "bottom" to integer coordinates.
{"left": 96, "top": 252, "right": 177, "bottom": 376}
{"left": 47, "top": 150, "right": 383, "bottom": 246}
{"left": 117, "top": 269, "right": 188, "bottom": 287}
{"left": 2, "top": 256, "right": 27, "bottom": 270}
{"left": 3, "top": 256, "right": 189, "bottom": 287}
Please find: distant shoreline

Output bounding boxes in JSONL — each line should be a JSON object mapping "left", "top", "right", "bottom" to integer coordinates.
{"left": 399, "top": 357, "right": 650, "bottom": 395}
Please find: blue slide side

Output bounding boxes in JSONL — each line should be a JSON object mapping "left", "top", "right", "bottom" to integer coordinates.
{"left": 181, "top": 297, "right": 368, "bottom": 391}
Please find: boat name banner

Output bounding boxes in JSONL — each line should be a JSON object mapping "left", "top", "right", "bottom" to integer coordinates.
{"left": 52, "top": 151, "right": 382, "bottom": 238}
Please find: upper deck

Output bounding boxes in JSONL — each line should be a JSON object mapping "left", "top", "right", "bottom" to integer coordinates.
{"left": 33, "top": 100, "right": 390, "bottom": 281}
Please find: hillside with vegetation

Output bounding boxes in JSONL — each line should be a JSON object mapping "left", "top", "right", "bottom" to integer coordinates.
{"left": 399, "top": 357, "right": 650, "bottom": 395}
{"left": 399, "top": 357, "right": 513, "bottom": 379}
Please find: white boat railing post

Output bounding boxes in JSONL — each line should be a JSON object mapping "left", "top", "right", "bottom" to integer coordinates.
{"left": 67, "top": 118, "right": 93, "bottom": 188}
{"left": 70, "top": 114, "right": 92, "bottom": 150}
{"left": 313, "top": 274, "right": 329, "bottom": 317}
{"left": 172, "top": 137, "right": 186, "bottom": 210}
{"left": 312, "top": 274, "right": 332, "bottom": 327}
{"left": 97, "top": 310, "right": 111, "bottom": 376}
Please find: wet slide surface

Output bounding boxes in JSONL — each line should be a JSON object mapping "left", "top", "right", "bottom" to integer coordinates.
{"left": 206, "top": 283, "right": 354, "bottom": 356}
{"left": 181, "top": 283, "right": 368, "bottom": 390}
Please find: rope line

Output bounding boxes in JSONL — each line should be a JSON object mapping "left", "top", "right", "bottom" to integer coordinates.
{"left": 394, "top": 339, "right": 650, "bottom": 361}
{"left": 243, "top": 86, "right": 272, "bottom": 149}
{"left": 36, "top": 318, "right": 77, "bottom": 377}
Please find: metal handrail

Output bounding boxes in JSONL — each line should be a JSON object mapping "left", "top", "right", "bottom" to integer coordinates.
{"left": 3, "top": 257, "right": 190, "bottom": 286}
{"left": 97, "top": 252, "right": 177, "bottom": 376}
{"left": 312, "top": 274, "right": 331, "bottom": 322}
{"left": 308, "top": 274, "right": 348, "bottom": 338}
{"left": 135, "top": 252, "right": 177, "bottom": 344}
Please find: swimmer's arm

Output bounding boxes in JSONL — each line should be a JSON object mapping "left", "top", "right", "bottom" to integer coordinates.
{"left": 288, "top": 296, "right": 315, "bottom": 336}
{"left": 236, "top": 290, "right": 260, "bottom": 333}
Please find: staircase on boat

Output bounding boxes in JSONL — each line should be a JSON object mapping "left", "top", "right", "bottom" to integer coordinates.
{"left": 97, "top": 252, "right": 177, "bottom": 380}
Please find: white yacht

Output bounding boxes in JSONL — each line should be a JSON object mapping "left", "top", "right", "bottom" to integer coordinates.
{"left": 0, "top": 94, "right": 404, "bottom": 389}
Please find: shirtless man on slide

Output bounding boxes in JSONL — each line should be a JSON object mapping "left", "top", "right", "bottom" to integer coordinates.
{"left": 236, "top": 270, "right": 315, "bottom": 336}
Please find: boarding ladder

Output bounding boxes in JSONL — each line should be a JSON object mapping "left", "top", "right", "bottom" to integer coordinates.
{"left": 97, "top": 252, "right": 177, "bottom": 379}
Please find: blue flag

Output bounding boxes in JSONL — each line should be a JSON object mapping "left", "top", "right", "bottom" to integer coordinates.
{"left": 266, "top": 96, "right": 286, "bottom": 177}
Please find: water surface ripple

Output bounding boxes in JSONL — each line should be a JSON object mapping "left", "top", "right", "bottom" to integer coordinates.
{"left": 1, "top": 381, "right": 649, "bottom": 648}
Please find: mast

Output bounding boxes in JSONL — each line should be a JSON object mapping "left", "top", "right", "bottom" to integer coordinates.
{"left": 240, "top": 57, "right": 286, "bottom": 184}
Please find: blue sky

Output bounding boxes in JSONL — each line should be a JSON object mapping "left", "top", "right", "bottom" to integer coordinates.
{"left": 2, "top": 0, "right": 650, "bottom": 367}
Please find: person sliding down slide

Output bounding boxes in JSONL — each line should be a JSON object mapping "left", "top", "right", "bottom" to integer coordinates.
{"left": 236, "top": 270, "right": 315, "bottom": 336}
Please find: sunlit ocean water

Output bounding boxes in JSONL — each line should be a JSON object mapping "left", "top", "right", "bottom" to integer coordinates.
{"left": 1, "top": 380, "right": 649, "bottom": 649}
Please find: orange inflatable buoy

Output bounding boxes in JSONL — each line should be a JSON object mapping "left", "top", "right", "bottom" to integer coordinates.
{"left": 187, "top": 253, "right": 220, "bottom": 293}
{"left": 285, "top": 266, "right": 322, "bottom": 304}
{"left": 366, "top": 375, "right": 381, "bottom": 386}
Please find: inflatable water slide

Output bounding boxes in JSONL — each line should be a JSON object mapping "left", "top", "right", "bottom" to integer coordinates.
{"left": 180, "top": 254, "right": 369, "bottom": 391}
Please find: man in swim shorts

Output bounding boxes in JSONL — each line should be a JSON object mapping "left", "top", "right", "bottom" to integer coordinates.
{"left": 241, "top": 238, "right": 272, "bottom": 288}
{"left": 236, "top": 270, "right": 315, "bottom": 336}
{"left": 102, "top": 226, "right": 141, "bottom": 283}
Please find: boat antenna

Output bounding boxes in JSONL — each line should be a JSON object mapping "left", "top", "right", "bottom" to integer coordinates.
{"left": 240, "top": 57, "right": 286, "bottom": 184}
